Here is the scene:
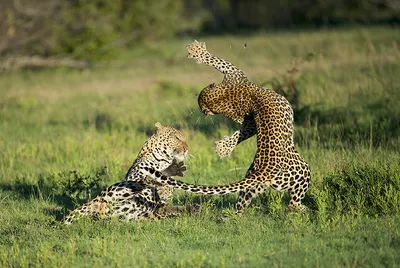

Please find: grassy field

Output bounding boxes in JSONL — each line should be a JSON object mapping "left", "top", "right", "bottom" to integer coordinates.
{"left": 1, "top": 26, "right": 400, "bottom": 267}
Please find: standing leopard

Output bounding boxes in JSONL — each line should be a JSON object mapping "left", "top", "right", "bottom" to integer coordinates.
{"left": 150, "top": 40, "right": 311, "bottom": 213}
{"left": 63, "top": 122, "right": 199, "bottom": 224}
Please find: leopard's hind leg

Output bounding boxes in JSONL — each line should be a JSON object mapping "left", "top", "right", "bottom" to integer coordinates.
{"left": 235, "top": 182, "right": 266, "bottom": 213}
{"left": 287, "top": 161, "right": 311, "bottom": 211}
{"left": 63, "top": 197, "right": 110, "bottom": 225}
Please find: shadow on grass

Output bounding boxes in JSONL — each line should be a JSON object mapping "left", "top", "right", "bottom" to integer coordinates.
{"left": 176, "top": 193, "right": 238, "bottom": 210}
{"left": 176, "top": 186, "right": 317, "bottom": 216}
{"left": 0, "top": 168, "right": 109, "bottom": 220}
{"left": 3, "top": 164, "right": 396, "bottom": 223}
{"left": 0, "top": 182, "right": 77, "bottom": 221}
{"left": 293, "top": 88, "right": 400, "bottom": 148}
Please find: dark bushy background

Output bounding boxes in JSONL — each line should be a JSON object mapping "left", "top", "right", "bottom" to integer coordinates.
{"left": 1, "top": 0, "right": 399, "bottom": 59}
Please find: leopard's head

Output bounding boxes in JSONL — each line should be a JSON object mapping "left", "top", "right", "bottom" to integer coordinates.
{"left": 198, "top": 83, "right": 252, "bottom": 124}
{"left": 153, "top": 122, "right": 188, "bottom": 162}
{"left": 198, "top": 83, "right": 224, "bottom": 116}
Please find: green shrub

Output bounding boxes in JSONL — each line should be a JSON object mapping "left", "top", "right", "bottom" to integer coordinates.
{"left": 37, "top": 167, "right": 108, "bottom": 204}
{"left": 322, "top": 164, "right": 400, "bottom": 217}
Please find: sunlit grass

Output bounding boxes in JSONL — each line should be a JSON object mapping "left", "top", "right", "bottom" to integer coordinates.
{"left": 0, "top": 26, "right": 399, "bottom": 266}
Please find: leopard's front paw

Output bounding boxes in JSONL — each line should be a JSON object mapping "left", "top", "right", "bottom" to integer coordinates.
{"left": 215, "top": 136, "right": 235, "bottom": 158}
{"left": 186, "top": 40, "right": 208, "bottom": 64}
{"left": 162, "top": 159, "right": 187, "bottom": 177}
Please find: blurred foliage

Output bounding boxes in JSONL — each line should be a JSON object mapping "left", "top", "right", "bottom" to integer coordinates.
{"left": 54, "top": 0, "right": 187, "bottom": 59}
{"left": 0, "top": 0, "right": 399, "bottom": 60}
{"left": 0, "top": 0, "right": 201, "bottom": 60}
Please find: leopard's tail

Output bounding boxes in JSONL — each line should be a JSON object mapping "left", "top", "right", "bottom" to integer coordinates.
{"left": 152, "top": 170, "right": 267, "bottom": 195}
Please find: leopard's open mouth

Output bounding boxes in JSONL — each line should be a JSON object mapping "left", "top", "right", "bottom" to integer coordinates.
{"left": 198, "top": 89, "right": 215, "bottom": 116}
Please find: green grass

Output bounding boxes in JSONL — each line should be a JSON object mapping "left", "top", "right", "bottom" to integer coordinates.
{"left": 1, "top": 26, "right": 400, "bottom": 267}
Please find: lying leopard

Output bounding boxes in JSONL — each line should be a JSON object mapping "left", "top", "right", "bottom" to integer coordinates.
{"left": 150, "top": 40, "right": 311, "bottom": 213}
{"left": 63, "top": 123, "right": 199, "bottom": 224}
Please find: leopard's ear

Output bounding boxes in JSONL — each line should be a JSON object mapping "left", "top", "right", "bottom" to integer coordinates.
{"left": 194, "top": 39, "right": 206, "bottom": 49}
{"left": 155, "top": 122, "right": 163, "bottom": 129}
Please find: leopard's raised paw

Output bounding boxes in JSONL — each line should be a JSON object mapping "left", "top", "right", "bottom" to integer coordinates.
{"left": 215, "top": 137, "right": 235, "bottom": 158}
{"left": 162, "top": 159, "right": 187, "bottom": 177}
